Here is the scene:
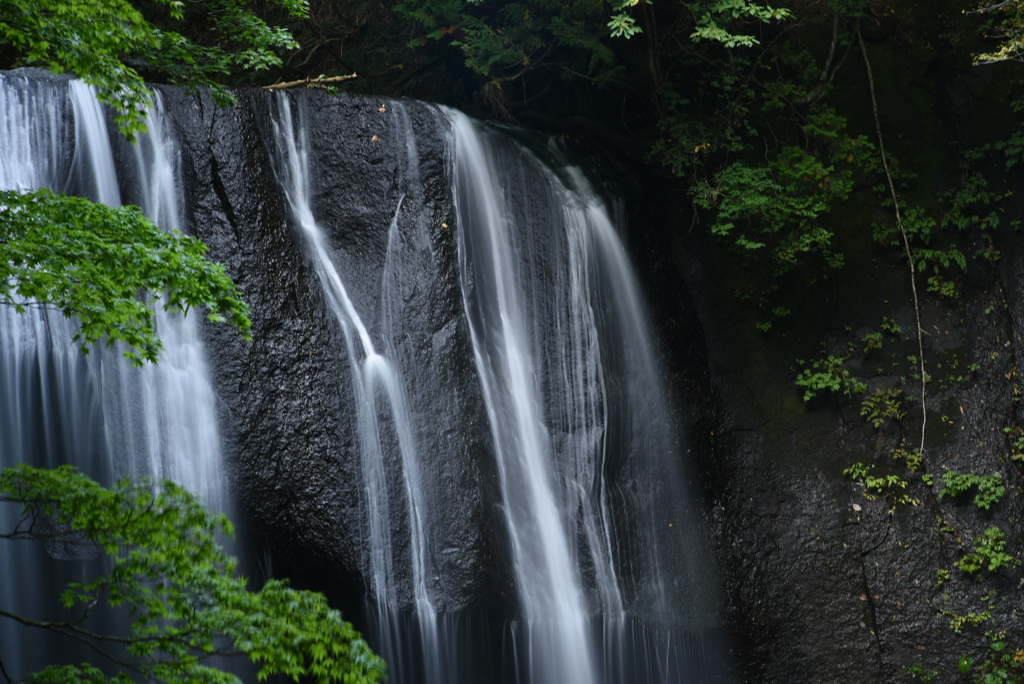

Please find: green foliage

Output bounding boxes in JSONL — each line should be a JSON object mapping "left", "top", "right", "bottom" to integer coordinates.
{"left": 691, "top": 109, "right": 870, "bottom": 275}
{"left": 843, "top": 461, "right": 919, "bottom": 506}
{"left": 0, "top": 189, "right": 251, "bottom": 364}
{"left": 659, "top": 21, "right": 879, "bottom": 318}
{"left": 860, "top": 331, "right": 883, "bottom": 353}
{"left": 971, "top": 0, "right": 1024, "bottom": 64}
{"left": 938, "top": 470, "right": 1006, "bottom": 511}
{"left": 869, "top": 150, "right": 1011, "bottom": 303}
{"left": 688, "top": 0, "right": 792, "bottom": 47}
{"left": 860, "top": 388, "right": 906, "bottom": 428}
{"left": 955, "top": 526, "right": 1015, "bottom": 575}
{"left": 0, "top": 464, "right": 385, "bottom": 683}
{"left": 608, "top": 0, "right": 644, "bottom": 38}
{"left": 993, "top": 96, "right": 1024, "bottom": 172}
{"left": 941, "top": 165, "right": 1007, "bottom": 238}
{"left": 794, "top": 353, "right": 867, "bottom": 402}
{"left": 971, "top": 631, "right": 1024, "bottom": 684}
{"left": 908, "top": 663, "right": 939, "bottom": 681}
{"left": 1004, "top": 427, "right": 1024, "bottom": 463}
{"left": 880, "top": 316, "right": 902, "bottom": 335}
{"left": 894, "top": 447, "right": 924, "bottom": 473}
{"left": 396, "top": 0, "right": 622, "bottom": 85}
{"left": 0, "top": 0, "right": 308, "bottom": 138}
{"left": 873, "top": 199, "right": 970, "bottom": 300}
{"left": 949, "top": 610, "right": 993, "bottom": 633}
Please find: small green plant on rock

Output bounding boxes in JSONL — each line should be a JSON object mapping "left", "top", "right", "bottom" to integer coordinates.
{"left": 947, "top": 610, "right": 993, "bottom": 634}
{"left": 1003, "top": 426, "right": 1024, "bottom": 464}
{"left": 860, "top": 388, "right": 906, "bottom": 428}
{"left": 894, "top": 447, "right": 924, "bottom": 472}
{"left": 844, "top": 461, "right": 920, "bottom": 506}
{"left": 795, "top": 353, "right": 867, "bottom": 402}
{"left": 861, "top": 330, "right": 884, "bottom": 353}
{"left": 972, "top": 630, "right": 1024, "bottom": 684}
{"left": 938, "top": 470, "right": 1006, "bottom": 511}
{"left": 956, "top": 526, "right": 1016, "bottom": 575}
{"left": 881, "top": 316, "right": 902, "bottom": 335}
{"left": 908, "top": 662, "right": 939, "bottom": 681}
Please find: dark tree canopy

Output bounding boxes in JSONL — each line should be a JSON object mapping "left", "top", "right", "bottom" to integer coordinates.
{"left": 0, "top": 0, "right": 308, "bottom": 137}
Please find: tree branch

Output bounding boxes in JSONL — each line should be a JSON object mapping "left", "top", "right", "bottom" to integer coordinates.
{"left": 263, "top": 72, "right": 358, "bottom": 90}
{"left": 0, "top": 607, "right": 148, "bottom": 677}
{"left": 857, "top": 29, "right": 928, "bottom": 456}
{"left": 0, "top": 657, "right": 13, "bottom": 684}
{"left": 0, "top": 605, "right": 238, "bottom": 678}
{"left": 802, "top": 10, "right": 856, "bottom": 105}
{"left": 967, "top": 0, "right": 1017, "bottom": 14}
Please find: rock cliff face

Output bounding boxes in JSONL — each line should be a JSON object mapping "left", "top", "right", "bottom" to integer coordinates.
{"left": 687, "top": 264, "right": 1024, "bottom": 683}
{"left": 159, "top": 87, "right": 506, "bottom": 612}
{"left": 135, "top": 77, "right": 1022, "bottom": 682}
{"left": 646, "top": 42, "right": 1024, "bottom": 682}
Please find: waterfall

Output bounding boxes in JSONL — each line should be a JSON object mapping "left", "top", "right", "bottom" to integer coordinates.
{"left": 448, "top": 113, "right": 726, "bottom": 683}
{"left": 451, "top": 114, "right": 600, "bottom": 684}
{"left": 1, "top": 72, "right": 729, "bottom": 683}
{"left": 268, "top": 96, "right": 443, "bottom": 684}
{"left": 0, "top": 74, "right": 228, "bottom": 679}
{"left": 97, "top": 90, "right": 226, "bottom": 507}
{"left": 263, "top": 91, "right": 728, "bottom": 683}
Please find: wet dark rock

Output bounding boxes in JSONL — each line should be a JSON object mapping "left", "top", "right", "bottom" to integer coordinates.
{"left": 651, "top": 122, "right": 1024, "bottom": 684}
{"left": 158, "top": 86, "right": 506, "bottom": 612}
{"left": 141, "top": 68, "right": 1024, "bottom": 682}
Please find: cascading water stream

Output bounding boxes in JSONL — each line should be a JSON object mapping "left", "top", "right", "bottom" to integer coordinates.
{"left": 0, "top": 72, "right": 97, "bottom": 684}
{"left": 0, "top": 74, "right": 228, "bottom": 678}
{"left": 449, "top": 112, "right": 600, "bottom": 684}
{"left": 267, "top": 95, "right": 441, "bottom": 683}
{"left": 96, "top": 91, "right": 226, "bottom": 508}
{"left": 1, "top": 71, "right": 729, "bottom": 683}
{"left": 261, "top": 97, "right": 727, "bottom": 683}
{"left": 448, "top": 112, "right": 726, "bottom": 683}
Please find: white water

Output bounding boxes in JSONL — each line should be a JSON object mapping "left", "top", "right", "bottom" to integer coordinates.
{"left": 266, "top": 99, "right": 721, "bottom": 683}
{"left": 0, "top": 75, "right": 724, "bottom": 684}
{"left": 0, "top": 74, "right": 227, "bottom": 678}
{"left": 95, "top": 92, "right": 226, "bottom": 507}
{"left": 268, "top": 96, "right": 441, "bottom": 683}
{"left": 449, "top": 112, "right": 717, "bottom": 684}
{"left": 450, "top": 113, "right": 600, "bottom": 684}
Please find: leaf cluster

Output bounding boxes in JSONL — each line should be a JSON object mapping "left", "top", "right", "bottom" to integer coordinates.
{"left": 0, "top": 189, "right": 251, "bottom": 364}
{"left": 971, "top": 0, "right": 1024, "bottom": 64}
{"left": 0, "top": 464, "right": 385, "bottom": 683}
{"left": 0, "top": 0, "right": 308, "bottom": 138}
{"left": 860, "top": 387, "right": 906, "bottom": 428}
{"left": 971, "top": 630, "right": 1024, "bottom": 684}
{"left": 689, "top": 0, "right": 792, "bottom": 47}
{"left": 843, "top": 460, "right": 919, "bottom": 505}
{"left": 794, "top": 352, "right": 867, "bottom": 402}
{"left": 955, "top": 526, "right": 1015, "bottom": 574}
{"left": 396, "top": 0, "right": 622, "bottom": 85}
{"left": 655, "top": 7, "right": 879, "bottom": 314}
{"left": 938, "top": 470, "right": 1006, "bottom": 511}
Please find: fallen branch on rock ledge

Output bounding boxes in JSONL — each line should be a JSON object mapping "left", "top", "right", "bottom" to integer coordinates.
{"left": 263, "top": 73, "right": 358, "bottom": 91}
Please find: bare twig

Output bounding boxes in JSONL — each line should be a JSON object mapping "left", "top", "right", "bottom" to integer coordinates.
{"left": 967, "top": 0, "right": 1016, "bottom": 14}
{"left": 0, "top": 608, "right": 147, "bottom": 676}
{"left": 263, "top": 73, "right": 358, "bottom": 91}
{"left": 0, "top": 658, "right": 13, "bottom": 684}
{"left": 857, "top": 29, "right": 927, "bottom": 455}
{"left": 802, "top": 11, "right": 856, "bottom": 104}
